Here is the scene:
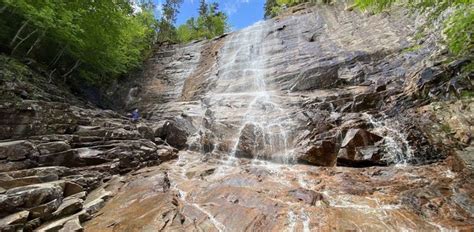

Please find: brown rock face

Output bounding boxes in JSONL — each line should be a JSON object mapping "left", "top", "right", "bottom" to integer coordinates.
{"left": 235, "top": 123, "right": 265, "bottom": 159}
{"left": 296, "top": 140, "right": 337, "bottom": 166}
{"left": 85, "top": 152, "right": 474, "bottom": 231}
{"left": 0, "top": 140, "right": 38, "bottom": 162}
{"left": 0, "top": 59, "right": 179, "bottom": 231}
{"left": 337, "top": 128, "right": 384, "bottom": 166}
{"left": 80, "top": 2, "right": 474, "bottom": 230}
{"left": 155, "top": 120, "right": 190, "bottom": 149}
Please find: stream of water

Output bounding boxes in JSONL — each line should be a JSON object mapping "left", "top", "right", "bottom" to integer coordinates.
{"left": 204, "top": 21, "right": 296, "bottom": 165}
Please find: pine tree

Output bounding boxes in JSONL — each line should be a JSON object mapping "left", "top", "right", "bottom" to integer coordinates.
{"left": 199, "top": 0, "right": 208, "bottom": 17}
{"left": 157, "top": 0, "right": 183, "bottom": 42}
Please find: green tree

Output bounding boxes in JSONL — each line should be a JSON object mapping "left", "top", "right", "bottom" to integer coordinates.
{"left": 157, "top": 0, "right": 183, "bottom": 42}
{"left": 177, "top": 2, "right": 229, "bottom": 43}
{"left": 199, "top": 0, "right": 208, "bottom": 16}
{"left": 0, "top": 0, "right": 158, "bottom": 84}
{"left": 264, "top": 0, "right": 278, "bottom": 18}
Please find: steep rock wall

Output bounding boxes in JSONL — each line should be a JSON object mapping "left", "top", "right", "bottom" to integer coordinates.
{"left": 112, "top": 3, "right": 461, "bottom": 167}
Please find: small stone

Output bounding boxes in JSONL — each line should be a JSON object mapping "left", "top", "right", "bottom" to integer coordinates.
{"left": 52, "top": 197, "right": 83, "bottom": 218}
{"left": 64, "top": 181, "right": 84, "bottom": 197}
{"left": 288, "top": 188, "right": 324, "bottom": 205}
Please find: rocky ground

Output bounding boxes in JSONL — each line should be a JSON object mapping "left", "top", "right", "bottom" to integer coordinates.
{"left": 1, "top": 2, "right": 473, "bottom": 232}
{"left": 0, "top": 55, "right": 180, "bottom": 231}
{"left": 84, "top": 151, "right": 473, "bottom": 231}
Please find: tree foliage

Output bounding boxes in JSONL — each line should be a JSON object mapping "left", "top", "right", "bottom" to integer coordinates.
{"left": 157, "top": 0, "right": 183, "bottom": 43}
{"left": 0, "top": 0, "right": 158, "bottom": 84}
{"left": 176, "top": 1, "right": 229, "bottom": 43}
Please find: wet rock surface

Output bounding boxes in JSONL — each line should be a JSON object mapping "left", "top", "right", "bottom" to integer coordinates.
{"left": 85, "top": 152, "right": 474, "bottom": 231}
{"left": 2, "top": 2, "right": 473, "bottom": 232}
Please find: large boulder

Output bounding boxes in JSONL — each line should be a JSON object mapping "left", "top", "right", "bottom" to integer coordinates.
{"left": 154, "top": 120, "right": 189, "bottom": 149}
{"left": 340, "top": 128, "right": 382, "bottom": 148}
{"left": 296, "top": 140, "right": 338, "bottom": 166}
{"left": 337, "top": 128, "right": 383, "bottom": 166}
{"left": 235, "top": 123, "right": 265, "bottom": 159}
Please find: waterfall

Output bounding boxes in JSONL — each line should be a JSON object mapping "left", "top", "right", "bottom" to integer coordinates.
{"left": 204, "top": 21, "right": 295, "bottom": 164}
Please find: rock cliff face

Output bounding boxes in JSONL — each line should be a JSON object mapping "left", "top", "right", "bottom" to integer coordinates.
{"left": 86, "top": 3, "right": 473, "bottom": 231}
{"left": 112, "top": 3, "right": 462, "bottom": 167}
{"left": 0, "top": 56, "right": 178, "bottom": 231}
{"left": 1, "top": 3, "right": 473, "bottom": 232}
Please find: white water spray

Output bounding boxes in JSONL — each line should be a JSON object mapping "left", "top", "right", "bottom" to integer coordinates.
{"left": 363, "top": 113, "right": 414, "bottom": 165}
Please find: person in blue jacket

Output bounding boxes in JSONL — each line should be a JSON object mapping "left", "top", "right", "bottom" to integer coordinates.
{"left": 131, "top": 108, "right": 140, "bottom": 122}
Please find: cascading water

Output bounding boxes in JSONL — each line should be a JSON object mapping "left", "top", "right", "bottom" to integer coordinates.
{"left": 363, "top": 113, "right": 414, "bottom": 165}
{"left": 203, "top": 21, "right": 295, "bottom": 164}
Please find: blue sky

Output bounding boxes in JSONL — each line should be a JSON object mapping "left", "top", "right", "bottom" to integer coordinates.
{"left": 154, "top": 0, "right": 265, "bottom": 31}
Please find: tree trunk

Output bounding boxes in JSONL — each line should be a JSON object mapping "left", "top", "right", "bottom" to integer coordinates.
{"left": 11, "top": 29, "right": 37, "bottom": 54}
{"left": 62, "top": 60, "right": 81, "bottom": 82}
{"left": 50, "top": 46, "right": 66, "bottom": 66}
{"left": 10, "top": 20, "right": 29, "bottom": 46}
{"left": 48, "top": 68, "right": 56, "bottom": 83}
{"left": 26, "top": 31, "right": 45, "bottom": 56}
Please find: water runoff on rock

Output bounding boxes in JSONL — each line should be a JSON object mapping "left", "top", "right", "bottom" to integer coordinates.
{"left": 205, "top": 21, "right": 296, "bottom": 165}
{"left": 363, "top": 113, "right": 414, "bottom": 165}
